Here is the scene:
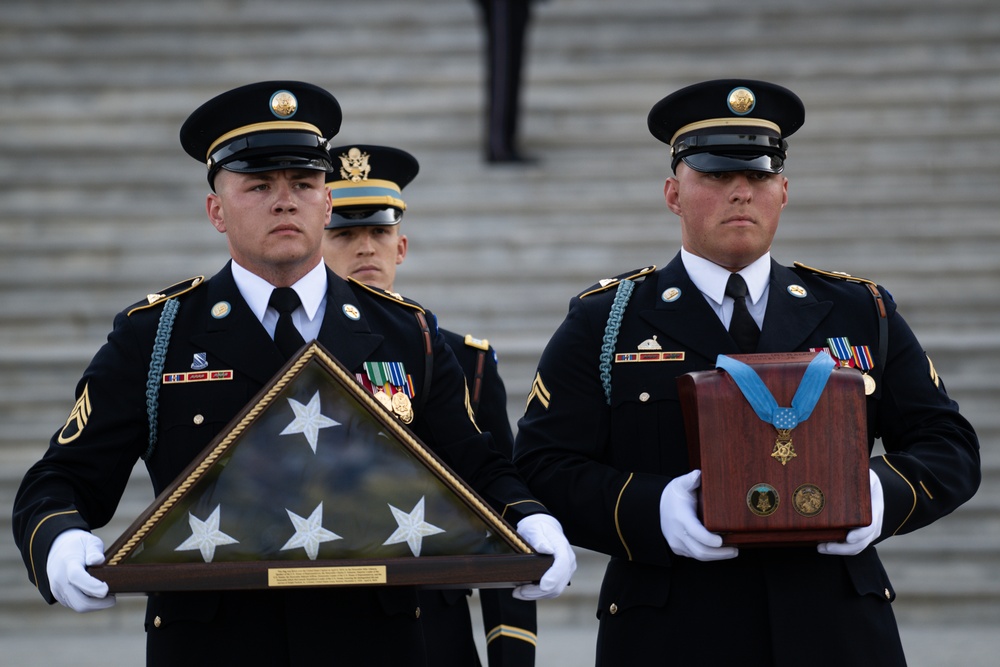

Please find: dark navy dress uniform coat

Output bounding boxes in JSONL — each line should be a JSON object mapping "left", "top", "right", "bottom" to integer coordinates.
{"left": 13, "top": 262, "right": 546, "bottom": 667}
{"left": 420, "top": 329, "right": 538, "bottom": 667}
{"left": 514, "top": 253, "right": 981, "bottom": 667}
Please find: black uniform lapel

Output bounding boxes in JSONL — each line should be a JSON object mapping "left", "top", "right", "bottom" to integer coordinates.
{"left": 757, "top": 260, "right": 833, "bottom": 353}
{"left": 318, "top": 269, "right": 384, "bottom": 371}
{"left": 189, "top": 263, "right": 285, "bottom": 385}
{"left": 637, "top": 253, "right": 741, "bottom": 360}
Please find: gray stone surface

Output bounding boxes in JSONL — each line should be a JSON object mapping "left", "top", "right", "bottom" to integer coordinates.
{"left": 2, "top": 0, "right": 999, "bottom": 663}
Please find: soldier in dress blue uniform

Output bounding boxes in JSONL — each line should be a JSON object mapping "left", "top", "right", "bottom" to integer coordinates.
{"left": 472, "top": 0, "right": 546, "bottom": 163}
{"left": 11, "top": 81, "right": 574, "bottom": 667}
{"left": 322, "top": 144, "right": 538, "bottom": 667}
{"left": 513, "top": 79, "right": 981, "bottom": 666}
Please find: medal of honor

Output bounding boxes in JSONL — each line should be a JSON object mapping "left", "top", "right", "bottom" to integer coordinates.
{"left": 716, "top": 353, "right": 837, "bottom": 467}
{"left": 772, "top": 429, "right": 797, "bottom": 465}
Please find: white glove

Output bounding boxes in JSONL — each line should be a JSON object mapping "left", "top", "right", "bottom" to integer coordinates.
{"left": 513, "top": 514, "right": 577, "bottom": 600}
{"left": 660, "top": 470, "right": 739, "bottom": 561}
{"left": 818, "top": 469, "right": 884, "bottom": 556}
{"left": 46, "top": 529, "right": 116, "bottom": 612}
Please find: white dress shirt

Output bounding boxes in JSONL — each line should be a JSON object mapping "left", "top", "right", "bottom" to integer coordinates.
{"left": 230, "top": 259, "right": 328, "bottom": 343}
{"left": 680, "top": 248, "right": 770, "bottom": 330}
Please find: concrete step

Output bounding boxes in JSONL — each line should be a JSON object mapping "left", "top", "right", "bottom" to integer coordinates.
{"left": 2, "top": 0, "right": 998, "bottom": 643}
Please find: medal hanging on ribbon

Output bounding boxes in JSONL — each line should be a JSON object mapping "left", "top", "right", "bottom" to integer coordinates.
{"left": 363, "top": 361, "right": 415, "bottom": 424}
{"left": 826, "top": 337, "right": 855, "bottom": 368}
{"left": 852, "top": 345, "right": 877, "bottom": 395}
{"left": 715, "top": 353, "right": 837, "bottom": 465}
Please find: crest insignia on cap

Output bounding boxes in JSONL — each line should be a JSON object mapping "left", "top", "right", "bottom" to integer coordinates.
{"left": 727, "top": 87, "right": 756, "bottom": 115}
{"left": 269, "top": 90, "right": 298, "bottom": 119}
{"left": 338, "top": 147, "right": 372, "bottom": 182}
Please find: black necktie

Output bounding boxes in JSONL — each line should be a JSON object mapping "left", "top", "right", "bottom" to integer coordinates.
{"left": 269, "top": 287, "right": 306, "bottom": 359}
{"left": 725, "top": 273, "right": 760, "bottom": 353}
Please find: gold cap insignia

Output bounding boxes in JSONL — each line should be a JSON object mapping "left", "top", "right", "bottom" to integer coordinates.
{"left": 728, "top": 87, "right": 756, "bottom": 115}
{"left": 339, "top": 147, "right": 371, "bottom": 182}
{"left": 270, "top": 90, "right": 298, "bottom": 119}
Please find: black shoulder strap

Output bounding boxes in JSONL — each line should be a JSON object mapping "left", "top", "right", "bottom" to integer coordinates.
{"left": 469, "top": 348, "right": 487, "bottom": 417}
{"left": 414, "top": 311, "right": 433, "bottom": 414}
{"left": 863, "top": 282, "right": 889, "bottom": 372}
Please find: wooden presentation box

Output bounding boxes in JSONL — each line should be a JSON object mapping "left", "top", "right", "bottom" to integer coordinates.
{"left": 677, "top": 352, "right": 871, "bottom": 547}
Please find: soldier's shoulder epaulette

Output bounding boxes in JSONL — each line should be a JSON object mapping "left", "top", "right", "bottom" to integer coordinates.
{"left": 126, "top": 276, "right": 205, "bottom": 316}
{"left": 578, "top": 265, "right": 657, "bottom": 299}
{"left": 792, "top": 261, "right": 877, "bottom": 287}
{"left": 347, "top": 277, "right": 426, "bottom": 314}
{"left": 462, "top": 334, "right": 490, "bottom": 351}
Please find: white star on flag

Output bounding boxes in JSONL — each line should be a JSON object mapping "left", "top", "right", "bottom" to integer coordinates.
{"left": 280, "top": 502, "right": 343, "bottom": 560}
{"left": 175, "top": 505, "right": 239, "bottom": 563}
{"left": 280, "top": 390, "right": 340, "bottom": 453}
{"left": 382, "top": 496, "right": 445, "bottom": 557}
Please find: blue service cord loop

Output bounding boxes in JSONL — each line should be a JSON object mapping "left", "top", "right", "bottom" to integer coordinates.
{"left": 715, "top": 352, "right": 836, "bottom": 429}
{"left": 143, "top": 298, "right": 180, "bottom": 460}
{"left": 600, "top": 279, "right": 636, "bottom": 405}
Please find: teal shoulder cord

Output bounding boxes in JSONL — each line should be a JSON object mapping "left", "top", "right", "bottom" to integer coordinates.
{"left": 143, "top": 298, "right": 179, "bottom": 461}
{"left": 599, "top": 280, "right": 635, "bottom": 405}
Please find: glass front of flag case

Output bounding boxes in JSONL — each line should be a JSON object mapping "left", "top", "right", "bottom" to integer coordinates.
{"left": 90, "top": 343, "right": 549, "bottom": 593}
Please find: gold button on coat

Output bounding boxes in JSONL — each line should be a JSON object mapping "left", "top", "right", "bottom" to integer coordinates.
{"left": 415, "top": 607, "right": 421, "bottom": 619}
{"left": 609, "top": 603, "right": 618, "bottom": 615}
{"left": 639, "top": 392, "right": 650, "bottom": 402}
{"left": 193, "top": 414, "right": 205, "bottom": 425}
{"left": 884, "top": 588, "right": 891, "bottom": 600}
{"left": 154, "top": 615, "right": 162, "bottom": 628}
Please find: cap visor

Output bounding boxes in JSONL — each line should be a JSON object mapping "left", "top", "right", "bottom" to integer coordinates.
{"left": 681, "top": 152, "right": 784, "bottom": 174}
{"left": 221, "top": 155, "right": 332, "bottom": 175}
{"left": 325, "top": 207, "right": 402, "bottom": 229}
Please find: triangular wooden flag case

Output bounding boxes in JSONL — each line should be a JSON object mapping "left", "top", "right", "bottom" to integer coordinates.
{"left": 89, "top": 342, "right": 549, "bottom": 593}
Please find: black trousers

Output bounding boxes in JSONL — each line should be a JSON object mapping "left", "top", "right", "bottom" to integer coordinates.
{"left": 474, "top": 0, "right": 534, "bottom": 159}
{"left": 145, "top": 588, "right": 427, "bottom": 666}
{"left": 595, "top": 549, "right": 907, "bottom": 667}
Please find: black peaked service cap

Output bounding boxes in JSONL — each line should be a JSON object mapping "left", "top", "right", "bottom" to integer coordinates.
{"left": 648, "top": 79, "right": 804, "bottom": 174}
{"left": 180, "top": 81, "right": 342, "bottom": 188}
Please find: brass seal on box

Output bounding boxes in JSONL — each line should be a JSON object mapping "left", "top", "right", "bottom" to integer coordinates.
{"left": 747, "top": 483, "right": 779, "bottom": 517}
{"left": 792, "top": 483, "right": 825, "bottom": 517}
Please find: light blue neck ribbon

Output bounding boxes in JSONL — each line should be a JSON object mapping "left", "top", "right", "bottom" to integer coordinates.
{"left": 715, "top": 353, "right": 836, "bottom": 430}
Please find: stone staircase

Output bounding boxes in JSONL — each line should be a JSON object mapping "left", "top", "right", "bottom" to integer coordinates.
{"left": 1, "top": 0, "right": 999, "bottom": 653}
